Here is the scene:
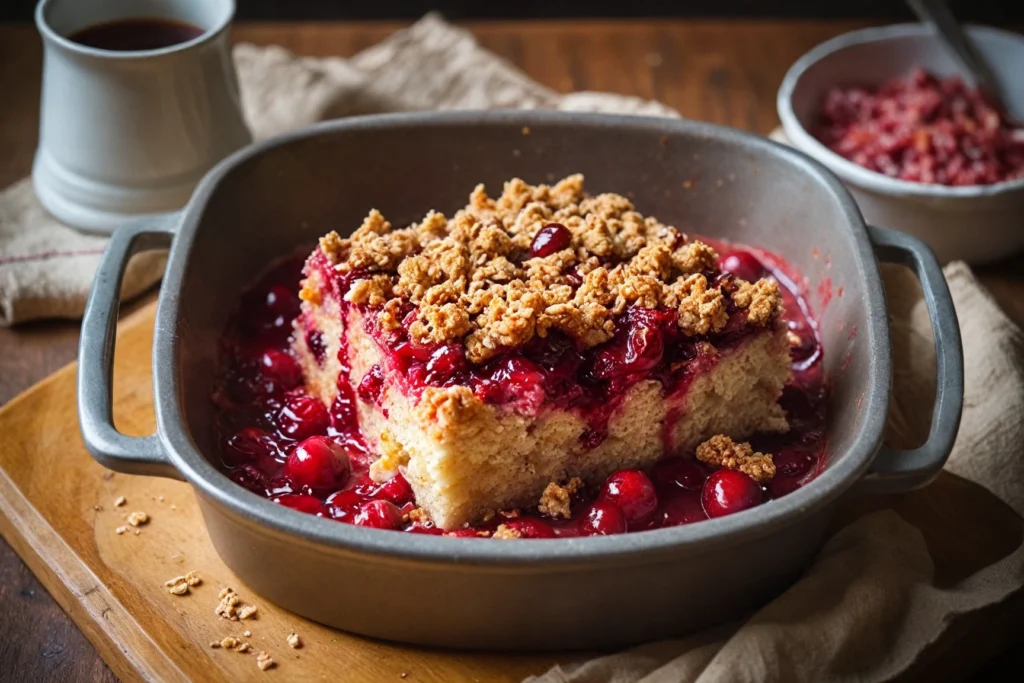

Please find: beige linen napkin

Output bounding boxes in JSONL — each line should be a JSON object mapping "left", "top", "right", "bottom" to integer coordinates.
{"left": 0, "top": 14, "right": 676, "bottom": 326}
{"left": 2, "top": 13, "right": 1022, "bottom": 681}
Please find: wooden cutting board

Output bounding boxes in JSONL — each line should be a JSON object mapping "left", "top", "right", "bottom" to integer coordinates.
{"left": 0, "top": 302, "right": 1021, "bottom": 682}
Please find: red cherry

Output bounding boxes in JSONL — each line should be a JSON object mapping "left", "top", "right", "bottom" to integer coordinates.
{"left": 408, "top": 524, "right": 444, "bottom": 535}
{"left": 719, "top": 250, "right": 764, "bottom": 282}
{"left": 658, "top": 491, "right": 708, "bottom": 527}
{"left": 472, "top": 356, "right": 546, "bottom": 408}
{"left": 259, "top": 349, "right": 302, "bottom": 389}
{"left": 701, "top": 469, "right": 763, "bottom": 518}
{"left": 501, "top": 517, "right": 556, "bottom": 539}
{"left": 325, "top": 488, "right": 364, "bottom": 516}
{"left": 263, "top": 284, "right": 300, "bottom": 321}
{"left": 276, "top": 394, "right": 329, "bottom": 440}
{"left": 773, "top": 448, "right": 817, "bottom": 477}
{"left": 578, "top": 501, "right": 627, "bottom": 536}
{"left": 228, "top": 464, "right": 269, "bottom": 495}
{"left": 353, "top": 500, "right": 404, "bottom": 530}
{"left": 328, "top": 383, "right": 360, "bottom": 436}
{"left": 530, "top": 222, "right": 572, "bottom": 258}
{"left": 356, "top": 364, "right": 385, "bottom": 405}
{"left": 650, "top": 458, "right": 707, "bottom": 492}
{"left": 305, "top": 328, "right": 326, "bottom": 364}
{"left": 284, "top": 436, "right": 352, "bottom": 493}
{"left": 598, "top": 469, "right": 658, "bottom": 528}
{"left": 374, "top": 473, "right": 414, "bottom": 506}
{"left": 424, "top": 344, "right": 467, "bottom": 385}
{"left": 223, "top": 427, "right": 282, "bottom": 466}
{"left": 342, "top": 473, "right": 373, "bottom": 496}
{"left": 272, "top": 493, "right": 329, "bottom": 517}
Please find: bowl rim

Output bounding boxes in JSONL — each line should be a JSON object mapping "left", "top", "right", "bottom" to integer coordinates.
{"left": 777, "top": 22, "right": 1024, "bottom": 199}
{"left": 153, "top": 110, "right": 891, "bottom": 567}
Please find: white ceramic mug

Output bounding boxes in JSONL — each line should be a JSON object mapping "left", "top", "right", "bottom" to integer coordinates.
{"left": 33, "top": 0, "right": 252, "bottom": 233}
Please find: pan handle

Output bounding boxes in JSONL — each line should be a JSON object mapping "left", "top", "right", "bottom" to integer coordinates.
{"left": 856, "top": 224, "right": 964, "bottom": 494}
{"left": 77, "top": 213, "right": 183, "bottom": 479}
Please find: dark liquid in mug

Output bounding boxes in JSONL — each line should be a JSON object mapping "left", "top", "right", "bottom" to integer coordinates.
{"left": 68, "top": 18, "right": 205, "bottom": 51}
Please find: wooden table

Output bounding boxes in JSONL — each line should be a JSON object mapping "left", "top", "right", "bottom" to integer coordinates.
{"left": 1, "top": 19, "right": 1022, "bottom": 682}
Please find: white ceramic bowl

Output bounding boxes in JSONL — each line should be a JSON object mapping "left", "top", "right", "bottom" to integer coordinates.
{"left": 777, "top": 24, "right": 1024, "bottom": 265}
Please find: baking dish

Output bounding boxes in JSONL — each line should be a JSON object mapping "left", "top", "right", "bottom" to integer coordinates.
{"left": 78, "top": 111, "right": 963, "bottom": 650}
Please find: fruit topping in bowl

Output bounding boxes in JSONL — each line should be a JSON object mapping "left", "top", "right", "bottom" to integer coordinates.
{"left": 815, "top": 68, "right": 1024, "bottom": 186}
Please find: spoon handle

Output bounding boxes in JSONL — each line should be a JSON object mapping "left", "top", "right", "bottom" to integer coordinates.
{"left": 906, "top": 0, "right": 1001, "bottom": 95}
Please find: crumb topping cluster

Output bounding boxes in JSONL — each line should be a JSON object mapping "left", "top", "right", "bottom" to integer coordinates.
{"left": 695, "top": 434, "right": 776, "bottom": 482}
{"left": 308, "top": 175, "right": 783, "bottom": 363}
{"left": 537, "top": 477, "right": 583, "bottom": 519}
{"left": 216, "top": 587, "right": 258, "bottom": 621}
{"left": 164, "top": 571, "right": 202, "bottom": 596}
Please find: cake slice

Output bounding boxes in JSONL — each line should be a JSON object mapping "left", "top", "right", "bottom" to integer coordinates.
{"left": 293, "top": 175, "right": 791, "bottom": 530}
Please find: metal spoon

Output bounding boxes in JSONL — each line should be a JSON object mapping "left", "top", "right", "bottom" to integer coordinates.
{"left": 906, "top": 0, "right": 1021, "bottom": 123}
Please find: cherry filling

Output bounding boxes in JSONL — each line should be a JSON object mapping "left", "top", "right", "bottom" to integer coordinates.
{"left": 213, "top": 243, "right": 827, "bottom": 537}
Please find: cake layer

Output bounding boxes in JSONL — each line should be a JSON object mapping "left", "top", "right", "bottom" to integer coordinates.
{"left": 295, "top": 302, "right": 790, "bottom": 530}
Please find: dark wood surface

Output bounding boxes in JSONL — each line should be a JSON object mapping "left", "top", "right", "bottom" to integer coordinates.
{"left": 1, "top": 19, "right": 1021, "bottom": 682}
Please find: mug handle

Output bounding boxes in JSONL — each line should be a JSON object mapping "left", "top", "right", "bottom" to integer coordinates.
{"left": 77, "top": 213, "right": 183, "bottom": 480}
{"left": 855, "top": 225, "right": 964, "bottom": 494}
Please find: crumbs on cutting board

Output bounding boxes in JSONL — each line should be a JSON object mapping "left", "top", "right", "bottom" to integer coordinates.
{"left": 95, "top": 475, "right": 302, "bottom": 673}
{"left": 164, "top": 571, "right": 202, "bottom": 596}
{"left": 216, "top": 587, "right": 258, "bottom": 621}
{"left": 127, "top": 511, "right": 148, "bottom": 526}
{"left": 256, "top": 651, "right": 275, "bottom": 671}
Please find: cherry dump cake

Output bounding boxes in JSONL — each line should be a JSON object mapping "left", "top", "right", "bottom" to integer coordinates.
{"left": 213, "top": 175, "right": 827, "bottom": 536}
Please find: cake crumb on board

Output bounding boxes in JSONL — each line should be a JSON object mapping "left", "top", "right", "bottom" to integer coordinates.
{"left": 126, "top": 511, "right": 148, "bottom": 526}
{"left": 256, "top": 651, "right": 275, "bottom": 671}
{"left": 164, "top": 571, "right": 201, "bottom": 596}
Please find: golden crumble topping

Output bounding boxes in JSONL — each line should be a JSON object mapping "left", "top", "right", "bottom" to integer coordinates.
{"left": 672, "top": 274, "right": 728, "bottom": 336}
{"left": 695, "top": 434, "right": 776, "bottom": 483}
{"left": 732, "top": 279, "right": 783, "bottom": 327}
{"left": 414, "top": 386, "right": 490, "bottom": 434}
{"left": 537, "top": 478, "right": 583, "bottom": 519}
{"left": 370, "top": 430, "right": 410, "bottom": 481}
{"left": 492, "top": 524, "right": 522, "bottom": 540}
{"left": 409, "top": 302, "right": 472, "bottom": 345}
{"left": 673, "top": 241, "right": 719, "bottom": 275}
{"left": 408, "top": 507, "right": 431, "bottom": 525}
{"left": 345, "top": 274, "right": 393, "bottom": 307}
{"left": 309, "top": 175, "right": 784, "bottom": 364}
